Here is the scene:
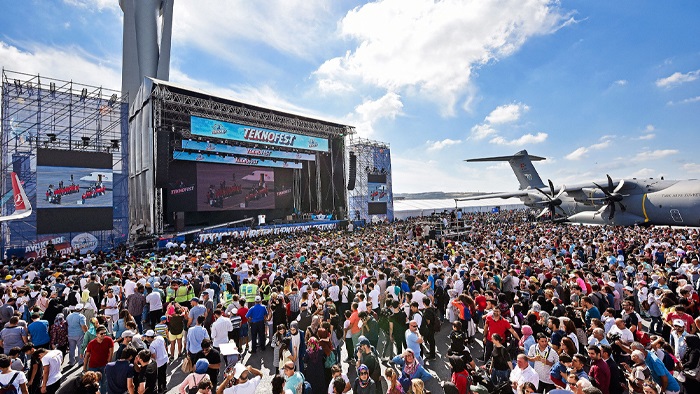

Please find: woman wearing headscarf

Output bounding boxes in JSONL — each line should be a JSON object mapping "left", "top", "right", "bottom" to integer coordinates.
{"left": 681, "top": 334, "right": 700, "bottom": 392}
{"left": 178, "top": 359, "right": 210, "bottom": 394}
{"left": 306, "top": 315, "right": 321, "bottom": 341}
{"left": 391, "top": 349, "right": 432, "bottom": 392}
{"left": 352, "top": 364, "right": 376, "bottom": 394}
{"left": 49, "top": 313, "right": 68, "bottom": 358}
{"left": 303, "top": 337, "right": 326, "bottom": 394}
{"left": 519, "top": 325, "right": 536, "bottom": 355}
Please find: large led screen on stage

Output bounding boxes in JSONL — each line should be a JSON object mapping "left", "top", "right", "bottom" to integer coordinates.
{"left": 36, "top": 149, "right": 113, "bottom": 234}
{"left": 168, "top": 162, "right": 294, "bottom": 212}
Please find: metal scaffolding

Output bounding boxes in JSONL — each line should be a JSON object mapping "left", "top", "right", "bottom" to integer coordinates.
{"left": 0, "top": 69, "right": 129, "bottom": 255}
{"left": 347, "top": 136, "right": 394, "bottom": 222}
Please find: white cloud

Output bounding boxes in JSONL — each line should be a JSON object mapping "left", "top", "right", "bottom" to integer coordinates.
{"left": 485, "top": 103, "right": 530, "bottom": 124}
{"left": 489, "top": 132, "right": 548, "bottom": 146}
{"left": 174, "top": 1, "right": 335, "bottom": 60}
{"left": 637, "top": 133, "right": 655, "bottom": 140}
{"left": 655, "top": 69, "right": 700, "bottom": 88}
{"left": 345, "top": 92, "right": 404, "bottom": 137}
{"left": 63, "top": 0, "right": 119, "bottom": 11}
{"left": 426, "top": 138, "right": 462, "bottom": 151}
{"left": 627, "top": 168, "right": 656, "bottom": 178}
{"left": 668, "top": 96, "right": 700, "bottom": 105}
{"left": 565, "top": 136, "right": 613, "bottom": 160}
{"left": 315, "top": 0, "right": 570, "bottom": 115}
{"left": 170, "top": 69, "right": 316, "bottom": 117}
{"left": 645, "top": 124, "right": 655, "bottom": 132}
{"left": 633, "top": 149, "right": 679, "bottom": 161}
{"left": 612, "top": 79, "right": 627, "bottom": 87}
{"left": 0, "top": 41, "right": 121, "bottom": 90}
{"left": 682, "top": 163, "right": 700, "bottom": 173}
{"left": 469, "top": 123, "right": 498, "bottom": 140}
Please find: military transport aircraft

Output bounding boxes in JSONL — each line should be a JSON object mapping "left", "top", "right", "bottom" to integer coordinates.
{"left": 0, "top": 172, "right": 32, "bottom": 222}
{"left": 459, "top": 150, "right": 700, "bottom": 227}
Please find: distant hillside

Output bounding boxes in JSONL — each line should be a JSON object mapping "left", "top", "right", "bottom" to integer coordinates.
{"left": 394, "top": 191, "right": 501, "bottom": 200}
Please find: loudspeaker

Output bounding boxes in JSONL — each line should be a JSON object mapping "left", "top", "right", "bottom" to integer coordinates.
{"left": 175, "top": 212, "right": 185, "bottom": 231}
{"left": 155, "top": 128, "right": 171, "bottom": 188}
{"left": 347, "top": 152, "right": 357, "bottom": 190}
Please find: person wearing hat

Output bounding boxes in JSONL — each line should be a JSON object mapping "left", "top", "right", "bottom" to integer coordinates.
{"left": 143, "top": 329, "right": 169, "bottom": 393}
{"left": 66, "top": 303, "right": 88, "bottom": 366}
{"left": 352, "top": 364, "right": 376, "bottom": 394}
{"left": 669, "top": 319, "right": 689, "bottom": 360}
{"left": 217, "top": 362, "right": 263, "bottom": 394}
{"left": 245, "top": 296, "right": 268, "bottom": 353}
{"left": 354, "top": 336, "right": 382, "bottom": 394}
{"left": 114, "top": 330, "right": 135, "bottom": 360}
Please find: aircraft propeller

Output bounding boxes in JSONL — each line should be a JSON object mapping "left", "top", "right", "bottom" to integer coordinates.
{"left": 535, "top": 179, "right": 566, "bottom": 219}
{"left": 592, "top": 174, "right": 627, "bottom": 220}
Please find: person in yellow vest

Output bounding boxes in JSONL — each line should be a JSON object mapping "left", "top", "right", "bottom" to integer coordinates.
{"left": 240, "top": 278, "right": 259, "bottom": 305}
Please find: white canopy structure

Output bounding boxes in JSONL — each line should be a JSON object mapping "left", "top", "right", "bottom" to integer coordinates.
{"left": 393, "top": 197, "right": 524, "bottom": 220}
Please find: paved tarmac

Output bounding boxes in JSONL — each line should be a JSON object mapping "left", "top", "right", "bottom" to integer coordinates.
{"left": 58, "top": 319, "right": 485, "bottom": 393}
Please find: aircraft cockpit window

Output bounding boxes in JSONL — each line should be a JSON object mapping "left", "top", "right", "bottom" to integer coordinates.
{"left": 670, "top": 209, "right": 683, "bottom": 223}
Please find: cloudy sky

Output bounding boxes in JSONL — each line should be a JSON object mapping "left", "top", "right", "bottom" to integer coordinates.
{"left": 1, "top": 0, "right": 699, "bottom": 193}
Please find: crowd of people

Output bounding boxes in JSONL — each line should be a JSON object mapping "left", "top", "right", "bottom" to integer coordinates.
{"left": 0, "top": 209, "right": 697, "bottom": 394}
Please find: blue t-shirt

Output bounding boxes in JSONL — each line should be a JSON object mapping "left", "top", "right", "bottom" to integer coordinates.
{"left": 246, "top": 304, "right": 267, "bottom": 323}
{"left": 188, "top": 305, "right": 206, "bottom": 327}
{"left": 28, "top": 320, "right": 50, "bottom": 345}
{"left": 646, "top": 352, "right": 680, "bottom": 392}
{"left": 66, "top": 312, "right": 86, "bottom": 337}
{"left": 284, "top": 372, "right": 304, "bottom": 393}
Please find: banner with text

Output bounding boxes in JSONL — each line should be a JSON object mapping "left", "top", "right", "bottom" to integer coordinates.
{"left": 173, "top": 151, "right": 303, "bottom": 169}
{"left": 180, "top": 140, "right": 316, "bottom": 161}
{"left": 191, "top": 115, "right": 329, "bottom": 152}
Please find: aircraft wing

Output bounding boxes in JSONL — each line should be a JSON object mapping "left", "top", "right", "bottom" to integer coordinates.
{"left": 455, "top": 191, "right": 531, "bottom": 201}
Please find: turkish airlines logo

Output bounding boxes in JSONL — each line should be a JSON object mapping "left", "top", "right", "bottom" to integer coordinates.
{"left": 14, "top": 194, "right": 23, "bottom": 208}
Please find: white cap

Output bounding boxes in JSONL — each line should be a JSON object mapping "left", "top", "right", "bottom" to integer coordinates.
{"left": 74, "top": 303, "right": 84, "bottom": 311}
{"left": 232, "top": 363, "right": 247, "bottom": 379}
{"left": 673, "top": 319, "right": 685, "bottom": 328}
{"left": 144, "top": 330, "right": 156, "bottom": 337}
{"left": 255, "top": 296, "right": 261, "bottom": 302}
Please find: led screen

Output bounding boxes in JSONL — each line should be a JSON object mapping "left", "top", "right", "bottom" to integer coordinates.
{"left": 36, "top": 149, "right": 113, "bottom": 234}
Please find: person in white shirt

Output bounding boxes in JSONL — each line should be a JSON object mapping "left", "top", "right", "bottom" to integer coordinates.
{"left": 0, "top": 353, "right": 28, "bottom": 394}
{"left": 38, "top": 348, "right": 63, "bottom": 394}
{"left": 211, "top": 310, "right": 233, "bottom": 348}
{"left": 608, "top": 319, "right": 634, "bottom": 344}
{"left": 510, "top": 354, "right": 539, "bottom": 394}
{"left": 368, "top": 284, "right": 380, "bottom": 313}
{"left": 218, "top": 364, "right": 262, "bottom": 394}
{"left": 144, "top": 330, "right": 169, "bottom": 393}
{"left": 526, "top": 333, "right": 558, "bottom": 390}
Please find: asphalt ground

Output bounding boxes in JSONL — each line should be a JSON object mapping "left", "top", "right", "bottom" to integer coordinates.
{"left": 58, "top": 319, "right": 486, "bottom": 393}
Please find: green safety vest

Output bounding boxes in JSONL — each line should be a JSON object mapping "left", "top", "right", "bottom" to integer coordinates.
{"left": 241, "top": 284, "right": 258, "bottom": 304}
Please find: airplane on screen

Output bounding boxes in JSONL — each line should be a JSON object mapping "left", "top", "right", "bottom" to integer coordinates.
{"left": 459, "top": 150, "right": 700, "bottom": 227}
{"left": 0, "top": 172, "right": 32, "bottom": 222}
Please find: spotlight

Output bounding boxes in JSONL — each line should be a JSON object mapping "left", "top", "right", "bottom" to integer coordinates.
{"left": 49, "top": 82, "right": 56, "bottom": 94}
{"left": 81, "top": 136, "right": 90, "bottom": 147}
{"left": 46, "top": 133, "right": 57, "bottom": 143}
{"left": 110, "top": 139, "right": 120, "bottom": 150}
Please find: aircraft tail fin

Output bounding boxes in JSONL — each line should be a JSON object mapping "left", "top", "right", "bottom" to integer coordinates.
{"left": 10, "top": 172, "right": 31, "bottom": 214}
{"left": 465, "top": 150, "right": 546, "bottom": 190}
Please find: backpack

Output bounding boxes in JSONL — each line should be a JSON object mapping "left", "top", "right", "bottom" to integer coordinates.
{"left": 0, "top": 372, "right": 20, "bottom": 394}
{"left": 299, "top": 373, "right": 312, "bottom": 394}
{"left": 453, "top": 370, "right": 473, "bottom": 394}
{"left": 346, "top": 286, "right": 356, "bottom": 303}
{"left": 324, "top": 350, "right": 337, "bottom": 368}
{"left": 428, "top": 307, "right": 441, "bottom": 332}
{"left": 662, "top": 351, "right": 675, "bottom": 372}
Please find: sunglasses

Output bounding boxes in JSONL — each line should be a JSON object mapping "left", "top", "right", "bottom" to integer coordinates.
{"left": 359, "top": 371, "right": 369, "bottom": 376}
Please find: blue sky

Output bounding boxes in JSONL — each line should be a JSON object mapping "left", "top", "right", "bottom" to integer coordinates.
{"left": 1, "top": 0, "right": 699, "bottom": 193}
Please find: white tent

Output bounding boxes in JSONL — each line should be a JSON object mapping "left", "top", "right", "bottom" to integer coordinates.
{"left": 393, "top": 197, "right": 525, "bottom": 220}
